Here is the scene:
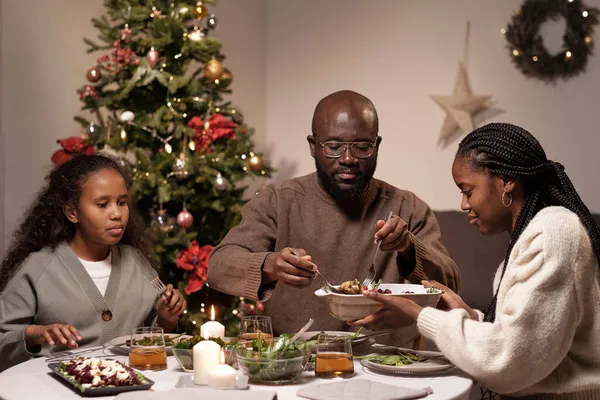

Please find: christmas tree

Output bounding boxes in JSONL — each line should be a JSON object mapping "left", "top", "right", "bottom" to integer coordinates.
{"left": 52, "top": 0, "right": 272, "bottom": 335}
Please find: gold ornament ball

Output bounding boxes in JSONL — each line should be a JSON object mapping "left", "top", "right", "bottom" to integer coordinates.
{"left": 204, "top": 58, "right": 224, "bottom": 80}
{"left": 248, "top": 155, "right": 264, "bottom": 172}
{"left": 216, "top": 68, "right": 233, "bottom": 88}
{"left": 193, "top": 2, "right": 209, "bottom": 19}
{"left": 86, "top": 67, "right": 101, "bottom": 83}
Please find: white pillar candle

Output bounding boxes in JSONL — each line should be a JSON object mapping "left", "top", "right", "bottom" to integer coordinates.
{"left": 193, "top": 338, "right": 221, "bottom": 385}
{"left": 208, "top": 364, "right": 237, "bottom": 389}
{"left": 200, "top": 305, "right": 225, "bottom": 339}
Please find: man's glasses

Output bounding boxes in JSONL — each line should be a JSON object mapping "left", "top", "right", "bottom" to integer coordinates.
{"left": 314, "top": 137, "right": 378, "bottom": 159}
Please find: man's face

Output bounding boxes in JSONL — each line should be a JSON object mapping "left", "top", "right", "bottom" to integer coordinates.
{"left": 308, "top": 108, "right": 380, "bottom": 202}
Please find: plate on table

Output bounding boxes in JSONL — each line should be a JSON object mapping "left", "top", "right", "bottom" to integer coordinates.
{"left": 48, "top": 357, "right": 154, "bottom": 397}
{"left": 107, "top": 333, "right": 191, "bottom": 355}
{"left": 360, "top": 351, "right": 454, "bottom": 375}
{"left": 299, "top": 331, "right": 375, "bottom": 347}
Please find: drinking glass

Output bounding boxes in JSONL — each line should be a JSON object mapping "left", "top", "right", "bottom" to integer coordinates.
{"left": 315, "top": 333, "right": 354, "bottom": 378}
{"left": 239, "top": 315, "right": 273, "bottom": 343}
{"left": 128, "top": 327, "right": 167, "bottom": 371}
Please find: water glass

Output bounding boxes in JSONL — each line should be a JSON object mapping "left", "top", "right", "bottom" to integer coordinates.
{"left": 315, "top": 333, "right": 354, "bottom": 378}
{"left": 128, "top": 327, "right": 167, "bottom": 371}
{"left": 239, "top": 315, "right": 273, "bottom": 343}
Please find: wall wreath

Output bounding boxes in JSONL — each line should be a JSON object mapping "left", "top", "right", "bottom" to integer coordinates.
{"left": 503, "top": 0, "right": 600, "bottom": 83}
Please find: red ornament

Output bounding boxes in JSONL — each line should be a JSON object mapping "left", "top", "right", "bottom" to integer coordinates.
{"left": 176, "top": 208, "right": 194, "bottom": 229}
{"left": 187, "top": 113, "right": 237, "bottom": 153}
{"left": 175, "top": 241, "right": 214, "bottom": 295}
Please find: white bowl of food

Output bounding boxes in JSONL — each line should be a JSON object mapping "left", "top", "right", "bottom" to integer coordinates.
{"left": 314, "top": 281, "right": 442, "bottom": 322}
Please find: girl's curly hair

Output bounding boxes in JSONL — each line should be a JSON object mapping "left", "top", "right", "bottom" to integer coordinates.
{"left": 0, "top": 154, "right": 157, "bottom": 292}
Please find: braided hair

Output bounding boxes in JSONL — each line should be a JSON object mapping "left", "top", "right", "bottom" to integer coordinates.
{"left": 457, "top": 123, "right": 600, "bottom": 322}
{"left": 0, "top": 154, "right": 157, "bottom": 293}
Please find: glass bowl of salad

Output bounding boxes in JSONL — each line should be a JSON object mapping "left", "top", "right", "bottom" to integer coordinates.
{"left": 172, "top": 336, "right": 238, "bottom": 372}
{"left": 234, "top": 334, "right": 313, "bottom": 384}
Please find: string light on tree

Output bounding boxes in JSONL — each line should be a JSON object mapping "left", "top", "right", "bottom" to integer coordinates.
{"left": 86, "top": 123, "right": 97, "bottom": 136}
{"left": 189, "top": 27, "right": 204, "bottom": 41}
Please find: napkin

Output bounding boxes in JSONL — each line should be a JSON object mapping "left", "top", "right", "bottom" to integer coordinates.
{"left": 296, "top": 379, "right": 433, "bottom": 400}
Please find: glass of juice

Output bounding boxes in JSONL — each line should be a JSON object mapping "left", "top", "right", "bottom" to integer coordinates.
{"left": 315, "top": 333, "right": 354, "bottom": 378}
{"left": 128, "top": 327, "right": 167, "bottom": 371}
{"left": 239, "top": 315, "right": 273, "bottom": 344}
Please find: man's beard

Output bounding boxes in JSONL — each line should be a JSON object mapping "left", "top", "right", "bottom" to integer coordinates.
{"left": 315, "top": 160, "right": 376, "bottom": 203}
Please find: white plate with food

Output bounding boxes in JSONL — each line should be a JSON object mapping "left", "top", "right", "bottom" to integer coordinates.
{"left": 107, "top": 333, "right": 190, "bottom": 355}
{"left": 298, "top": 331, "right": 375, "bottom": 347}
{"left": 315, "top": 281, "right": 442, "bottom": 321}
{"left": 360, "top": 351, "right": 454, "bottom": 375}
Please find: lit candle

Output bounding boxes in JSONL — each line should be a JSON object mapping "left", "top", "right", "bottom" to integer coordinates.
{"left": 200, "top": 305, "right": 225, "bottom": 339}
{"left": 193, "top": 333, "right": 221, "bottom": 385}
{"left": 208, "top": 351, "right": 237, "bottom": 389}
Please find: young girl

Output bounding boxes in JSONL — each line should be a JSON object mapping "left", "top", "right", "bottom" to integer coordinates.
{"left": 0, "top": 154, "right": 186, "bottom": 372}
{"left": 354, "top": 123, "right": 600, "bottom": 399}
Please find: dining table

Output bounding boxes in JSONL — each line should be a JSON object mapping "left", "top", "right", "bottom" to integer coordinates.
{"left": 0, "top": 345, "right": 473, "bottom": 400}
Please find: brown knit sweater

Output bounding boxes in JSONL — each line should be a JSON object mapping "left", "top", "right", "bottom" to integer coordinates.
{"left": 207, "top": 173, "right": 460, "bottom": 346}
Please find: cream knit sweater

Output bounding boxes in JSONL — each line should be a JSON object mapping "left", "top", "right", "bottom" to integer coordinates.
{"left": 418, "top": 207, "right": 600, "bottom": 399}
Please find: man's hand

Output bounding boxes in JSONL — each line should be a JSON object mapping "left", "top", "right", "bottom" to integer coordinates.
{"left": 262, "top": 247, "right": 317, "bottom": 287}
{"left": 374, "top": 214, "right": 412, "bottom": 254}
{"left": 24, "top": 324, "right": 82, "bottom": 350}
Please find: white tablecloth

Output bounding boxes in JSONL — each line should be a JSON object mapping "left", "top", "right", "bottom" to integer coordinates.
{"left": 0, "top": 349, "right": 473, "bottom": 400}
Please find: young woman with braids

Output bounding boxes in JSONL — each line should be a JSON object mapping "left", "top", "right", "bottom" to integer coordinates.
{"left": 354, "top": 123, "right": 600, "bottom": 398}
{"left": 0, "top": 155, "right": 186, "bottom": 372}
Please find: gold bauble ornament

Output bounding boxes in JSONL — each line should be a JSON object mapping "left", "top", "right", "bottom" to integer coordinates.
{"left": 248, "top": 155, "right": 264, "bottom": 172}
{"left": 204, "top": 58, "right": 224, "bottom": 80}
{"left": 216, "top": 68, "right": 233, "bottom": 88}
{"left": 86, "top": 67, "right": 101, "bottom": 83}
{"left": 193, "top": 2, "right": 209, "bottom": 19}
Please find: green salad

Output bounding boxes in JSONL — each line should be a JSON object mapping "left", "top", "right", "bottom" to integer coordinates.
{"left": 364, "top": 352, "right": 422, "bottom": 366}
{"left": 234, "top": 333, "right": 316, "bottom": 383}
{"left": 173, "top": 336, "right": 231, "bottom": 349}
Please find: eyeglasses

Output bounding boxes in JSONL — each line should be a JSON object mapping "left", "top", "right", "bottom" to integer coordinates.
{"left": 314, "top": 137, "right": 378, "bottom": 159}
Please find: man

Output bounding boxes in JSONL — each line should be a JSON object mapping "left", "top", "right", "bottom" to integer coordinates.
{"left": 207, "top": 90, "right": 459, "bottom": 347}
